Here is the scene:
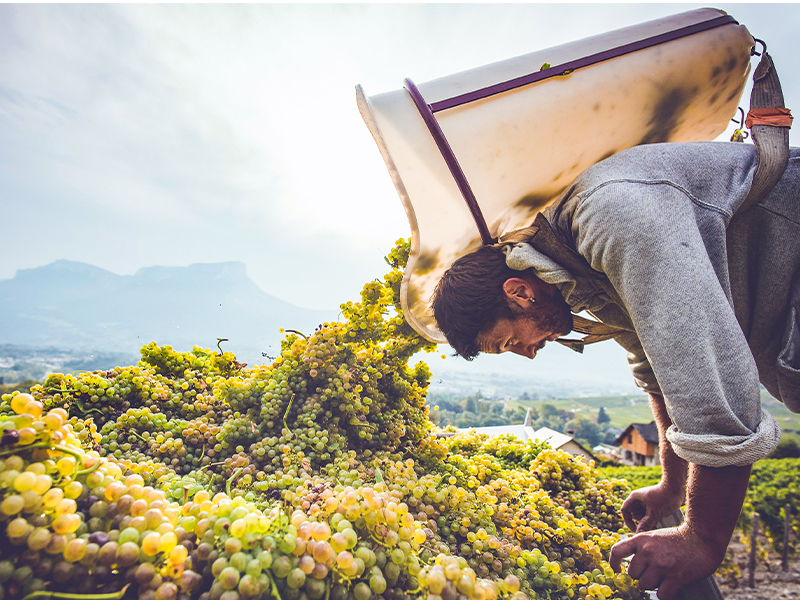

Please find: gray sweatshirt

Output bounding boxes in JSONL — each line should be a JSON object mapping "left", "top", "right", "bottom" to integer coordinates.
{"left": 507, "top": 142, "right": 800, "bottom": 467}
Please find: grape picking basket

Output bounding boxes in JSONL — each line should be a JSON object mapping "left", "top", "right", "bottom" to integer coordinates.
{"left": 356, "top": 7, "right": 755, "bottom": 343}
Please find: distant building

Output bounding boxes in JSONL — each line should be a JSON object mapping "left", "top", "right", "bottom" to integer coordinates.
{"left": 530, "top": 426, "right": 595, "bottom": 462}
{"left": 592, "top": 443, "right": 623, "bottom": 462}
{"left": 453, "top": 409, "right": 596, "bottom": 462}
{"left": 613, "top": 422, "right": 660, "bottom": 466}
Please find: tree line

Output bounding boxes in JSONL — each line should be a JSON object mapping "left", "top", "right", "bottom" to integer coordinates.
{"left": 426, "top": 392, "right": 618, "bottom": 449}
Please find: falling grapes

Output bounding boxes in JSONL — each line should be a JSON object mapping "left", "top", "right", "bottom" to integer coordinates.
{"left": 0, "top": 240, "right": 644, "bottom": 600}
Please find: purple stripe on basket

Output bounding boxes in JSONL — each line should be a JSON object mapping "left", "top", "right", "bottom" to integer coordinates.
{"left": 403, "top": 77, "right": 497, "bottom": 246}
{"left": 430, "top": 14, "right": 737, "bottom": 113}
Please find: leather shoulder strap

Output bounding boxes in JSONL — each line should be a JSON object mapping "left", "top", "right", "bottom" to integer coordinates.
{"left": 734, "top": 50, "right": 792, "bottom": 218}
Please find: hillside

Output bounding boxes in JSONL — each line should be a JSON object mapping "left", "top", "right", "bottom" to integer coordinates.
{"left": 0, "top": 344, "right": 139, "bottom": 384}
{"left": 507, "top": 387, "right": 800, "bottom": 434}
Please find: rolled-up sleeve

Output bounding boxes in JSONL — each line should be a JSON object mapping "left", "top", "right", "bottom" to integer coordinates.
{"left": 570, "top": 180, "right": 781, "bottom": 467}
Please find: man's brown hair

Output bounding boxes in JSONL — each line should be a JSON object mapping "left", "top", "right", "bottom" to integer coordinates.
{"left": 431, "top": 245, "right": 518, "bottom": 359}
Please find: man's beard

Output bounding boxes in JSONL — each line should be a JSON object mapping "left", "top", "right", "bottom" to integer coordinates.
{"left": 529, "top": 292, "right": 574, "bottom": 338}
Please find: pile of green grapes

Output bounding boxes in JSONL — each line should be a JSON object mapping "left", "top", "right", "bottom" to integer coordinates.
{"left": 0, "top": 241, "right": 643, "bottom": 600}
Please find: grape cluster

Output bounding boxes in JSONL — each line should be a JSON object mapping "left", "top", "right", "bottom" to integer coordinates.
{"left": 0, "top": 240, "right": 645, "bottom": 600}
{"left": 530, "top": 450, "right": 628, "bottom": 531}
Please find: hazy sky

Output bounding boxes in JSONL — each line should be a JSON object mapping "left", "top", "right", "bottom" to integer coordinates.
{"left": 3, "top": 3, "right": 798, "bottom": 314}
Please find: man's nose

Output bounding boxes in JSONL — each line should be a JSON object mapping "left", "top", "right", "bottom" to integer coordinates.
{"left": 511, "top": 346, "right": 536, "bottom": 359}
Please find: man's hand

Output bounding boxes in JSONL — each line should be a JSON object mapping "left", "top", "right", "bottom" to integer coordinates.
{"left": 613, "top": 463, "right": 751, "bottom": 599}
{"left": 610, "top": 523, "right": 723, "bottom": 600}
{"left": 621, "top": 482, "right": 684, "bottom": 532}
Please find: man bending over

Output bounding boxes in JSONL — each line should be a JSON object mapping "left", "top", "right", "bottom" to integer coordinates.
{"left": 431, "top": 141, "right": 800, "bottom": 599}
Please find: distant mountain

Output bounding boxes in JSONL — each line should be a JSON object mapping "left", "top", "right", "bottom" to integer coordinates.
{"left": 0, "top": 260, "right": 337, "bottom": 366}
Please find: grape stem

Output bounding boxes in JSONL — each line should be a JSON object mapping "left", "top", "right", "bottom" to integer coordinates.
{"left": 369, "top": 533, "right": 390, "bottom": 548}
{"left": 43, "top": 381, "right": 68, "bottom": 395}
{"left": 72, "top": 396, "right": 105, "bottom": 417}
{"left": 75, "top": 457, "right": 102, "bottom": 476}
{"left": 329, "top": 566, "right": 352, "bottom": 585}
{"left": 227, "top": 466, "right": 245, "bottom": 496}
{"left": 266, "top": 571, "right": 283, "bottom": 600}
{"left": 0, "top": 441, "right": 83, "bottom": 460}
{"left": 284, "top": 330, "right": 307, "bottom": 339}
{"left": 199, "top": 461, "right": 225, "bottom": 472}
{"left": 21, "top": 583, "right": 130, "bottom": 600}
{"left": 49, "top": 444, "right": 84, "bottom": 460}
{"left": 81, "top": 405, "right": 104, "bottom": 417}
{"left": 283, "top": 394, "right": 295, "bottom": 432}
{"left": 128, "top": 430, "right": 147, "bottom": 443}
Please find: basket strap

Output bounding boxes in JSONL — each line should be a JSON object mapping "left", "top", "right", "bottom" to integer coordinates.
{"left": 733, "top": 49, "right": 792, "bottom": 218}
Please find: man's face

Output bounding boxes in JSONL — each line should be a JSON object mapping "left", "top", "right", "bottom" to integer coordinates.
{"left": 475, "top": 278, "right": 573, "bottom": 359}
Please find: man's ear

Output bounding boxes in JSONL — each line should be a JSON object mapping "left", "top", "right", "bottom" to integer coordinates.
{"left": 502, "top": 277, "right": 535, "bottom": 310}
